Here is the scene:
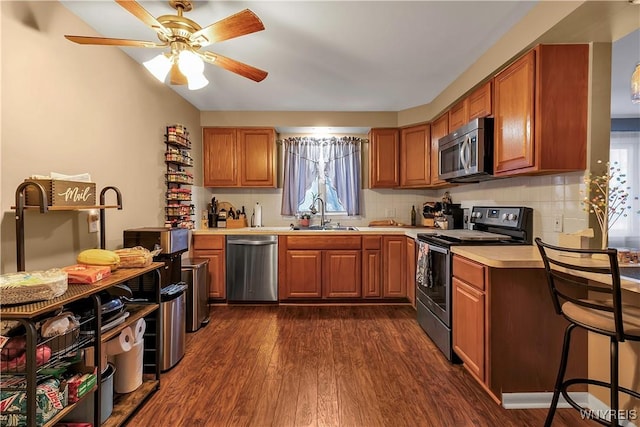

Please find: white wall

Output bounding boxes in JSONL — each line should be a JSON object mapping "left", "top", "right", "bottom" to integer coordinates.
{"left": 0, "top": 1, "right": 201, "bottom": 273}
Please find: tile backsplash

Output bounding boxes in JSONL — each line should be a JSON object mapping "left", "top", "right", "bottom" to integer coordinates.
{"left": 197, "top": 171, "right": 589, "bottom": 244}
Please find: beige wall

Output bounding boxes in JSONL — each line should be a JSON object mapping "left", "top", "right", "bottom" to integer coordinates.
{"left": 0, "top": 1, "right": 201, "bottom": 272}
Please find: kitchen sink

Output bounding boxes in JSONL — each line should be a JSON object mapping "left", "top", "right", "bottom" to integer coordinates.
{"left": 293, "top": 225, "right": 359, "bottom": 231}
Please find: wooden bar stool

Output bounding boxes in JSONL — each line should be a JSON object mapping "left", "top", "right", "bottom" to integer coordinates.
{"left": 535, "top": 238, "right": 640, "bottom": 426}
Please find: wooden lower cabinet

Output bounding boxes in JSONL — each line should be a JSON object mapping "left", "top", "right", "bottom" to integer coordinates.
{"left": 382, "top": 236, "right": 406, "bottom": 298}
{"left": 323, "top": 250, "right": 361, "bottom": 298}
{"left": 192, "top": 235, "right": 226, "bottom": 300}
{"left": 406, "top": 237, "right": 416, "bottom": 308}
{"left": 283, "top": 250, "right": 322, "bottom": 298}
{"left": 279, "top": 236, "right": 362, "bottom": 300}
{"left": 362, "top": 236, "right": 382, "bottom": 298}
{"left": 452, "top": 254, "right": 588, "bottom": 403}
{"left": 453, "top": 277, "right": 485, "bottom": 381}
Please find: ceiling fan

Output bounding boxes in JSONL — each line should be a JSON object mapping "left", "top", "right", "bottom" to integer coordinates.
{"left": 65, "top": 0, "right": 268, "bottom": 89}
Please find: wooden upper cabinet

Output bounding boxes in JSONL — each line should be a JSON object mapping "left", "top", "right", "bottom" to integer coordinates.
{"left": 493, "top": 44, "right": 588, "bottom": 177}
{"left": 429, "top": 113, "right": 449, "bottom": 186}
{"left": 203, "top": 127, "right": 237, "bottom": 187}
{"left": 369, "top": 128, "right": 400, "bottom": 188}
{"left": 467, "top": 81, "right": 492, "bottom": 120}
{"left": 449, "top": 100, "right": 468, "bottom": 131}
{"left": 400, "top": 124, "right": 430, "bottom": 188}
{"left": 203, "top": 127, "right": 276, "bottom": 187}
{"left": 449, "top": 80, "right": 492, "bottom": 132}
{"left": 237, "top": 128, "right": 276, "bottom": 187}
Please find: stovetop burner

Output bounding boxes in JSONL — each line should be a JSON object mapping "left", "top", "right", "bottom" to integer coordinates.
{"left": 418, "top": 206, "right": 533, "bottom": 247}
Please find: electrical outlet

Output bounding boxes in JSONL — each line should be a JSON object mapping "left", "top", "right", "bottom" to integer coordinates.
{"left": 553, "top": 214, "right": 563, "bottom": 232}
{"left": 384, "top": 208, "right": 396, "bottom": 218}
{"left": 87, "top": 210, "right": 99, "bottom": 233}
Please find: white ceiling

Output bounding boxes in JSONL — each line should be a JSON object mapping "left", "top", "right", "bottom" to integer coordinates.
{"left": 60, "top": 1, "right": 639, "bottom": 118}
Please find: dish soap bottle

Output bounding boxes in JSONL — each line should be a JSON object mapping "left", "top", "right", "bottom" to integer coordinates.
{"left": 411, "top": 205, "right": 417, "bottom": 226}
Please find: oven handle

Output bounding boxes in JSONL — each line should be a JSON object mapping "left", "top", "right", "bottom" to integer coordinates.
{"left": 426, "top": 242, "right": 449, "bottom": 255}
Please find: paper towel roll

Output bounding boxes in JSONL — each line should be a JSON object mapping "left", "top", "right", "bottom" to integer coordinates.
{"left": 133, "top": 318, "right": 146, "bottom": 343}
{"left": 104, "top": 327, "right": 134, "bottom": 356}
{"left": 114, "top": 339, "right": 143, "bottom": 394}
{"left": 254, "top": 202, "right": 262, "bottom": 227}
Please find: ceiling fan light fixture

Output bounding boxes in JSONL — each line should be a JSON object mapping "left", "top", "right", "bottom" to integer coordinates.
{"left": 632, "top": 62, "right": 640, "bottom": 104}
{"left": 143, "top": 54, "right": 171, "bottom": 82}
{"left": 187, "top": 72, "right": 209, "bottom": 90}
{"left": 178, "top": 49, "right": 204, "bottom": 77}
{"left": 169, "top": 61, "right": 188, "bottom": 85}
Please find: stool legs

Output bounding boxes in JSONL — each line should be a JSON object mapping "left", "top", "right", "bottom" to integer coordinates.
{"left": 545, "top": 323, "right": 576, "bottom": 427}
{"left": 610, "top": 338, "right": 619, "bottom": 427}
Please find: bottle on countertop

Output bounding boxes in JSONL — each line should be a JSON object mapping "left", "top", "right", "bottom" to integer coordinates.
{"left": 411, "top": 205, "right": 417, "bottom": 226}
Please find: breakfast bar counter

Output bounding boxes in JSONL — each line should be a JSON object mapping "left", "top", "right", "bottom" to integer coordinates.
{"left": 451, "top": 245, "right": 640, "bottom": 293}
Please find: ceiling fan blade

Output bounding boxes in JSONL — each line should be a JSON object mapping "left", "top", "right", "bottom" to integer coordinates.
{"left": 190, "top": 9, "right": 265, "bottom": 47}
{"left": 65, "top": 35, "right": 167, "bottom": 48}
{"left": 200, "top": 51, "right": 268, "bottom": 82}
{"left": 115, "top": 0, "right": 172, "bottom": 38}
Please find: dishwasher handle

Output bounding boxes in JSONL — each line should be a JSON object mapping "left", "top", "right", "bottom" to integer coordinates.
{"left": 227, "top": 239, "right": 277, "bottom": 246}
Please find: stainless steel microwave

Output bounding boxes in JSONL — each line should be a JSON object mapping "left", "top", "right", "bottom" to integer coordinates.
{"left": 438, "top": 117, "right": 494, "bottom": 183}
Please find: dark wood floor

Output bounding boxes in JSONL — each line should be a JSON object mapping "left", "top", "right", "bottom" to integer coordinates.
{"left": 130, "top": 305, "right": 594, "bottom": 426}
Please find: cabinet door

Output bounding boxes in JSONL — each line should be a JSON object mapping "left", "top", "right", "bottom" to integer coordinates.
{"left": 193, "top": 250, "right": 226, "bottom": 299}
{"left": 362, "top": 236, "right": 381, "bottom": 298}
{"left": 382, "top": 236, "right": 406, "bottom": 298}
{"left": 453, "top": 277, "right": 485, "bottom": 381}
{"left": 237, "top": 128, "right": 276, "bottom": 187}
{"left": 406, "top": 237, "right": 416, "bottom": 308}
{"left": 449, "top": 100, "right": 468, "bottom": 131}
{"left": 493, "top": 51, "right": 535, "bottom": 175}
{"left": 283, "top": 250, "right": 322, "bottom": 298}
{"left": 468, "top": 81, "right": 492, "bottom": 120}
{"left": 323, "top": 250, "right": 361, "bottom": 298}
{"left": 369, "top": 128, "right": 400, "bottom": 188}
{"left": 203, "top": 128, "right": 238, "bottom": 187}
{"left": 400, "top": 124, "right": 430, "bottom": 188}
{"left": 429, "top": 113, "right": 448, "bottom": 186}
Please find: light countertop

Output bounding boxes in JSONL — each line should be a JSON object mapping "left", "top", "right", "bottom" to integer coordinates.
{"left": 451, "top": 245, "right": 640, "bottom": 293}
{"left": 192, "top": 226, "right": 432, "bottom": 240}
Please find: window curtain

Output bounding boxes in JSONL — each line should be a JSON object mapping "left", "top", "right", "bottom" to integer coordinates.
{"left": 281, "top": 136, "right": 362, "bottom": 216}
{"left": 324, "top": 137, "right": 361, "bottom": 215}
{"left": 280, "top": 138, "right": 321, "bottom": 216}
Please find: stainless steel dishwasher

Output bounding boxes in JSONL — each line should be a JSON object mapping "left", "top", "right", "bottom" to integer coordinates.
{"left": 226, "top": 235, "right": 278, "bottom": 302}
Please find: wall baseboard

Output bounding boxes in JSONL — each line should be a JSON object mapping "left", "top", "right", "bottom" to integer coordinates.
{"left": 501, "top": 392, "right": 589, "bottom": 409}
{"left": 502, "top": 392, "right": 638, "bottom": 427}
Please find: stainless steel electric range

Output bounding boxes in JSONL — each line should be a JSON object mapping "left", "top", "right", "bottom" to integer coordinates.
{"left": 415, "top": 206, "right": 533, "bottom": 361}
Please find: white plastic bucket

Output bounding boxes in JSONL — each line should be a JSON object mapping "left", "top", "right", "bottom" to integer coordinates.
{"left": 113, "top": 338, "right": 143, "bottom": 393}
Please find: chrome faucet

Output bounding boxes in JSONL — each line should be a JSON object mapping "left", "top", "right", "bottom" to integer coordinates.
{"left": 309, "top": 195, "right": 329, "bottom": 227}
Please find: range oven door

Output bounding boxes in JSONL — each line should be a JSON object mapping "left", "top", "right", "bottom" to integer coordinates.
{"left": 416, "top": 239, "right": 451, "bottom": 327}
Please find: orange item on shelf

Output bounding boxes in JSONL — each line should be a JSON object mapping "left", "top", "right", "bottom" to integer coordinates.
{"left": 62, "top": 264, "right": 111, "bottom": 284}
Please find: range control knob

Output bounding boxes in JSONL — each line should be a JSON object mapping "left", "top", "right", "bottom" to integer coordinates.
{"left": 472, "top": 211, "right": 483, "bottom": 219}
{"left": 507, "top": 213, "right": 518, "bottom": 221}
{"left": 501, "top": 213, "right": 509, "bottom": 220}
